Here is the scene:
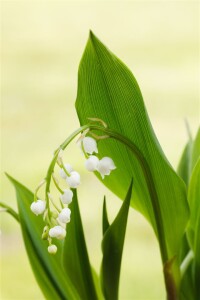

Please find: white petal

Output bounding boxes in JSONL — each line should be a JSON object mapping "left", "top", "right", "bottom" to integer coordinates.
{"left": 60, "top": 189, "right": 73, "bottom": 204}
{"left": 58, "top": 208, "right": 71, "bottom": 224}
{"left": 102, "top": 157, "right": 116, "bottom": 170}
{"left": 97, "top": 157, "right": 116, "bottom": 179}
{"left": 85, "top": 155, "right": 99, "bottom": 172}
{"left": 49, "top": 225, "right": 66, "bottom": 240}
{"left": 66, "top": 171, "right": 81, "bottom": 188}
{"left": 59, "top": 163, "right": 73, "bottom": 179}
{"left": 48, "top": 244, "right": 57, "bottom": 254}
{"left": 30, "top": 200, "right": 46, "bottom": 216}
{"left": 82, "top": 137, "right": 98, "bottom": 154}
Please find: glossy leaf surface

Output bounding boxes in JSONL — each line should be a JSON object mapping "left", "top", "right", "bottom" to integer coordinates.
{"left": 76, "top": 32, "right": 189, "bottom": 263}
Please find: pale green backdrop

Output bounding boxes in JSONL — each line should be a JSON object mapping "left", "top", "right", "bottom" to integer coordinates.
{"left": 1, "top": 0, "right": 199, "bottom": 299}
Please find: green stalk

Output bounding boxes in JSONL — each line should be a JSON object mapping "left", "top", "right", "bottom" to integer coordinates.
{"left": 45, "top": 122, "right": 178, "bottom": 299}
{"left": 94, "top": 126, "right": 168, "bottom": 263}
{"left": 46, "top": 123, "right": 168, "bottom": 262}
{"left": 45, "top": 125, "right": 89, "bottom": 218}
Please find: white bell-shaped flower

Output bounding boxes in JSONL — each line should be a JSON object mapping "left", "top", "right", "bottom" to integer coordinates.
{"left": 66, "top": 171, "right": 80, "bottom": 188}
{"left": 60, "top": 189, "right": 73, "bottom": 204}
{"left": 58, "top": 208, "right": 71, "bottom": 224}
{"left": 59, "top": 163, "right": 73, "bottom": 179}
{"left": 97, "top": 157, "right": 116, "bottom": 179}
{"left": 85, "top": 155, "right": 99, "bottom": 172}
{"left": 48, "top": 244, "right": 57, "bottom": 254}
{"left": 49, "top": 225, "right": 66, "bottom": 240}
{"left": 30, "top": 200, "right": 46, "bottom": 216}
{"left": 82, "top": 137, "right": 98, "bottom": 154}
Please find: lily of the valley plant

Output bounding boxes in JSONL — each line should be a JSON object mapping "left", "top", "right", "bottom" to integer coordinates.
{"left": 1, "top": 32, "right": 200, "bottom": 300}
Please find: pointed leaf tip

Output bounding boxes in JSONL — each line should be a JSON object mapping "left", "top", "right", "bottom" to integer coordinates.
{"left": 101, "top": 179, "right": 133, "bottom": 300}
{"left": 76, "top": 32, "right": 189, "bottom": 265}
{"left": 102, "top": 196, "right": 110, "bottom": 235}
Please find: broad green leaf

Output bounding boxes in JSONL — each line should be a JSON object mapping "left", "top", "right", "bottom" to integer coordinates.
{"left": 6, "top": 174, "right": 80, "bottom": 300}
{"left": 101, "top": 180, "right": 132, "bottom": 300}
{"left": 62, "top": 189, "right": 99, "bottom": 300}
{"left": 187, "top": 158, "right": 200, "bottom": 295}
{"left": 75, "top": 31, "right": 189, "bottom": 267}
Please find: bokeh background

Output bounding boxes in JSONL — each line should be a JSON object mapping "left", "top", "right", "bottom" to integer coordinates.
{"left": 1, "top": 1, "right": 199, "bottom": 299}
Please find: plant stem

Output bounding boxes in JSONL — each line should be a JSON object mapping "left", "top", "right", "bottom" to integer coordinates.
{"left": 90, "top": 125, "right": 168, "bottom": 263}
{"left": 52, "top": 174, "right": 63, "bottom": 194}
{"left": 46, "top": 123, "right": 168, "bottom": 263}
{"left": 45, "top": 125, "right": 89, "bottom": 218}
{"left": 180, "top": 250, "right": 194, "bottom": 277}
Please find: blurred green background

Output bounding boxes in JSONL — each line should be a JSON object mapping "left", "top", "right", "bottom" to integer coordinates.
{"left": 1, "top": 1, "right": 199, "bottom": 299}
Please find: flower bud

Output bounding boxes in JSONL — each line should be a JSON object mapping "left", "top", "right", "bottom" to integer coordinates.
{"left": 82, "top": 137, "right": 98, "bottom": 154}
{"left": 30, "top": 200, "right": 46, "bottom": 216}
{"left": 51, "top": 211, "right": 58, "bottom": 219}
{"left": 59, "top": 163, "right": 73, "bottom": 179}
{"left": 66, "top": 171, "right": 80, "bottom": 188}
{"left": 48, "top": 244, "right": 57, "bottom": 254}
{"left": 49, "top": 225, "right": 66, "bottom": 240}
{"left": 97, "top": 157, "right": 116, "bottom": 179}
{"left": 60, "top": 189, "right": 73, "bottom": 204}
{"left": 85, "top": 155, "right": 99, "bottom": 172}
{"left": 58, "top": 208, "right": 71, "bottom": 224}
{"left": 42, "top": 225, "right": 49, "bottom": 240}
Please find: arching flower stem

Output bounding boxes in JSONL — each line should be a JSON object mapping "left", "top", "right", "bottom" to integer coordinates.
{"left": 45, "top": 125, "right": 89, "bottom": 219}
{"left": 52, "top": 173, "right": 64, "bottom": 194}
{"left": 45, "top": 123, "right": 168, "bottom": 264}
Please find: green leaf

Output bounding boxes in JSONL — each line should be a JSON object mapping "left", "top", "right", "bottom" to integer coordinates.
{"left": 177, "top": 127, "right": 200, "bottom": 187}
{"left": 62, "top": 189, "right": 99, "bottom": 300}
{"left": 191, "top": 128, "right": 200, "bottom": 170}
{"left": 0, "top": 201, "right": 19, "bottom": 222}
{"left": 92, "top": 268, "right": 104, "bottom": 300}
{"left": 187, "top": 158, "right": 200, "bottom": 295}
{"left": 101, "top": 180, "right": 132, "bottom": 300}
{"left": 177, "top": 140, "right": 193, "bottom": 187}
{"left": 180, "top": 264, "right": 196, "bottom": 300}
{"left": 76, "top": 32, "right": 189, "bottom": 267}
{"left": 102, "top": 196, "right": 110, "bottom": 235}
{"left": 6, "top": 174, "right": 80, "bottom": 300}
{"left": 177, "top": 128, "right": 200, "bottom": 299}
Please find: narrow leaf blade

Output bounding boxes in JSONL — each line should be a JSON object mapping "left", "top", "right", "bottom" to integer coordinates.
{"left": 101, "top": 180, "right": 133, "bottom": 300}
{"left": 187, "top": 158, "right": 200, "bottom": 296}
{"left": 102, "top": 196, "right": 110, "bottom": 235}
{"left": 177, "top": 140, "right": 193, "bottom": 187}
{"left": 62, "top": 189, "right": 99, "bottom": 300}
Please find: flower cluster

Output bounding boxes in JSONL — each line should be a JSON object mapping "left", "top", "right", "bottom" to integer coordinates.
{"left": 30, "top": 132, "right": 116, "bottom": 254}
{"left": 80, "top": 136, "right": 116, "bottom": 179}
